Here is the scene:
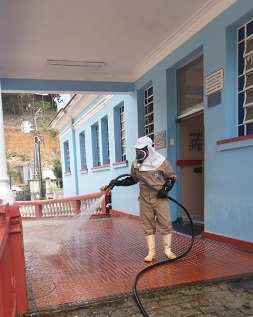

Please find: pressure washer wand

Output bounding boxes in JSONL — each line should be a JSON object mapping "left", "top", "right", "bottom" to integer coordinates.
{"left": 104, "top": 186, "right": 113, "bottom": 196}
{"left": 105, "top": 181, "right": 117, "bottom": 195}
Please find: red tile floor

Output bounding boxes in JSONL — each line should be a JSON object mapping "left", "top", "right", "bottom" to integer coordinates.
{"left": 22, "top": 216, "right": 253, "bottom": 314}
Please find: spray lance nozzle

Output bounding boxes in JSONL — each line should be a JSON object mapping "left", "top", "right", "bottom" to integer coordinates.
{"left": 105, "top": 181, "right": 115, "bottom": 193}
{"left": 105, "top": 179, "right": 121, "bottom": 195}
{"left": 105, "top": 179, "right": 119, "bottom": 195}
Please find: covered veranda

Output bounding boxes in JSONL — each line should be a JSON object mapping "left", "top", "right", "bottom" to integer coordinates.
{"left": 1, "top": 1, "right": 253, "bottom": 316}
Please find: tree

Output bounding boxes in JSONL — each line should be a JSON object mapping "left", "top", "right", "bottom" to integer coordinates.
{"left": 52, "top": 157, "right": 62, "bottom": 188}
{"left": 2, "top": 93, "right": 57, "bottom": 116}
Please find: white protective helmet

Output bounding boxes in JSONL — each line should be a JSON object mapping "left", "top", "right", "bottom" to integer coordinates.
{"left": 133, "top": 136, "right": 153, "bottom": 164}
{"left": 133, "top": 136, "right": 153, "bottom": 149}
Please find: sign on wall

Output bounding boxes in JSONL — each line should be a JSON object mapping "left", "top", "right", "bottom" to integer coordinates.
{"left": 188, "top": 132, "right": 202, "bottom": 151}
{"left": 154, "top": 130, "right": 166, "bottom": 149}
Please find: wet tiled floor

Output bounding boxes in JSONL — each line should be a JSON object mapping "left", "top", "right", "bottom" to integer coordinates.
{"left": 22, "top": 216, "right": 253, "bottom": 314}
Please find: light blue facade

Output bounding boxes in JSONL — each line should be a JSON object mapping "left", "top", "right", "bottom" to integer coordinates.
{"left": 58, "top": 94, "right": 141, "bottom": 214}
{"left": 53, "top": 1, "right": 253, "bottom": 244}
{"left": 1, "top": 1, "right": 253, "bottom": 244}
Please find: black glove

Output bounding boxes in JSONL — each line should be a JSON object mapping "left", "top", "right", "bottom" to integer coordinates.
{"left": 157, "top": 178, "right": 175, "bottom": 199}
{"left": 121, "top": 176, "right": 136, "bottom": 186}
{"left": 107, "top": 176, "right": 136, "bottom": 189}
{"left": 107, "top": 179, "right": 123, "bottom": 189}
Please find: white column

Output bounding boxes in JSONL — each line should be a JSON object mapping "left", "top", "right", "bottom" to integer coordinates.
{"left": 0, "top": 82, "right": 15, "bottom": 204}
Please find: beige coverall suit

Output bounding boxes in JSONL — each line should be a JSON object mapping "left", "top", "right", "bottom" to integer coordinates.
{"left": 131, "top": 159, "right": 177, "bottom": 236}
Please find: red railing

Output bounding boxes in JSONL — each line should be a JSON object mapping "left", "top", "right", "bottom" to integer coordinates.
{"left": 17, "top": 186, "right": 111, "bottom": 218}
{"left": 0, "top": 203, "right": 28, "bottom": 317}
{"left": 0, "top": 187, "right": 111, "bottom": 317}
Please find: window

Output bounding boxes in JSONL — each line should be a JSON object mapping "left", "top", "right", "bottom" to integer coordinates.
{"left": 177, "top": 56, "right": 203, "bottom": 115}
{"left": 144, "top": 86, "right": 154, "bottom": 141}
{"left": 114, "top": 103, "right": 126, "bottom": 162}
{"left": 79, "top": 131, "right": 87, "bottom": 170}
{"left": 101, "top": 116, "right": 110, "bottom": 164}
{"left": 63, "top": 140, "right": 70, "bottom": 173}
{"left": 238, "top": 19, "right": 253, "bottom": 135}
{"left": 119, "top": 105, "right": 126, "bottom": 161}
{"left": 91, "top": 122, "right": 101, "bottom": 167}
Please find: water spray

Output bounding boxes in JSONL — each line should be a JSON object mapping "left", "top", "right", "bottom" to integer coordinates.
{"left": 107, "top": 173, "right": 195, "bottom": 317}
{"left": 23, "top": 195, "right": 106, "bottom": 261}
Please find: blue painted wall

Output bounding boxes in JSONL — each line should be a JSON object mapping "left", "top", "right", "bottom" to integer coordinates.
{"left": 58, "top": 1, "right": 253, "bottom": 242}
{"left": 60, "top": 125, "right": 78, "bottom": 197}
{"left": 75, "top": 94, "right": 140, "bottom": 215}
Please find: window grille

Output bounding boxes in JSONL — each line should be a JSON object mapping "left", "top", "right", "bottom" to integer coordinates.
{"left": 64, "top": 141, "right": 70, "bottom": 173}
{"left": 113, "top": 103, "right": 126, "bottom": 162}
{"left": 79, "top": 131, "right": 87, "bottom": 170}
{"left": 106, "top": 119, "right": 110, "bottom": 163}
{"left": 144, "top": 86, "right": 154, "bottom": 141}
{"left": 119, "top": 105, "right": 126, "bottom": 161}
{"left": 91, "top": 122, "right": 101, "bottom": 167}
{"left": 95, "top": 123, "right": 101, "bottom": 166}
{"left": 238, "top": 19, "right": 253, "bottom": 135}
{"left": 101, "top": 116, "right": 110, "bottom": 164}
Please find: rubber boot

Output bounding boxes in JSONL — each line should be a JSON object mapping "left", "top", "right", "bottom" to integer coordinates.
{"left": 144, "top": 234, "right": 156, "bottom": 262}
{"left": 162, "top": 234, "right": 176, "bottom": 259}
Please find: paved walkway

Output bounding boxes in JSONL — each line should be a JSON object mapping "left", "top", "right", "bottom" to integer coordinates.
{"left": 22, "top": 216, "right": 253, "bottom": 317}
{"left": 42, "top": 278, "right": 253, "bottom": 317}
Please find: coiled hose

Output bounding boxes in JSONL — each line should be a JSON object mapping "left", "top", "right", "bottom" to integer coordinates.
{"left": 108, "top": 173, "right": 195, "bottom": 317}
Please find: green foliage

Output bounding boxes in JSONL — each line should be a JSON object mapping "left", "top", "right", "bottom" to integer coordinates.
{"left": 52, "top": 157, "right": 62, "bottom": 182}
{"left": 48, "top": 128, "right": 59, "bottom": 137}
{"left": 7, "top": 168, "right": 17, "bottom": 177}
{"left": 2, "top": 93, "right": 30, "bottom": 115}
{"left": 2, "top": 93, "right": 57, "bottom": 116}
{"left": 7, "top": 162, "right": 17, "bottom": 177}
{"left": 34, "top": 100, "right": 51, "bottom": 111}
{"left": 38, "top": 119, "right": 59, "bottom": 136}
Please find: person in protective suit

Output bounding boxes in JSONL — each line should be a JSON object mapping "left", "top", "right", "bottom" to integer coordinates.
{"left": 108, "top": 136, "right": 177, "bottom": 262}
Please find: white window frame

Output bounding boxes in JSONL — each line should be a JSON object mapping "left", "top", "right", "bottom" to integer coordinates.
{"left": 243, "top": 36, "right": 253, "bottom": 125}
{"left": 238, "top": 20, "right": 253, "bottom": 135}
{"left": 144, "top": 85, "right": 154, "bottom": 141}
{"left": 101, "top": 116, "right": 110, "bottom": 164}
{"left": 95, "top": 123, "right": 101, "bottom": 166}
{"left": 64, "top": 140, "right": 70, "bottom": 173}
{"left": 79, "top": 131, "right": 87, "bottom": 170}
{"left": 119, "top": 104, "right": 126, "bottom": 161}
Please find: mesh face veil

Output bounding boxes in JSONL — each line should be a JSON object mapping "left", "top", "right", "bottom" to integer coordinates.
{"left": 135, "top": 146, "right": 149, "bottom": 164}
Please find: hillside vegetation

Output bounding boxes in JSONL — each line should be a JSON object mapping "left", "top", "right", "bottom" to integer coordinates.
{"left": 3, "top": 94, "right": 60, "bottom": 186}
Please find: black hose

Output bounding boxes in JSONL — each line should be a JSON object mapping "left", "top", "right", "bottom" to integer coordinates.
{"left": 110, "top": 173, "right": 195, "bottom": 317}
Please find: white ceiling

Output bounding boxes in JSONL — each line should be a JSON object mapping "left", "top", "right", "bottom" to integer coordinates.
{"left": 0, "top": 0, "right": 235, "bottom": 86}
